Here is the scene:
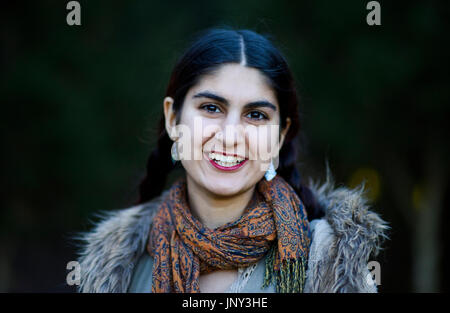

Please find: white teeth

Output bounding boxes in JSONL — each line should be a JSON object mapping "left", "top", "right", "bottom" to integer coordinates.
{"left": 208, "top": 152, "right": 244, "bottom": 167}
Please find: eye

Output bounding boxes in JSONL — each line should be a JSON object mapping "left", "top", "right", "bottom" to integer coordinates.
{"left": 200, "top": 103, "right": 222, "bottom": 114}
{"left": 246, "top": 110, "right": 268, "bottom": 121}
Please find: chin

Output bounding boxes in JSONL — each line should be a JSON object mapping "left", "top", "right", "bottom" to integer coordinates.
{"left": 204, "top": 177, "right": 249, "bottom": 197}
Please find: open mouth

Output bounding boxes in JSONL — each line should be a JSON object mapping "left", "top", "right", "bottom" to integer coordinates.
{"left": 207, "top": 152, "right": 247, "bottom": 171}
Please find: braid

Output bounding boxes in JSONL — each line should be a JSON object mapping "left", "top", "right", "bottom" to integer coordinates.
{"left": 136, "top": 117, "right": 175, "bottom": 205}
{"left": 278, "top": 140, "right": 323, "bottom": 220}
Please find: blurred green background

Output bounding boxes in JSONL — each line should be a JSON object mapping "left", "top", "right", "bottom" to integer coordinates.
{"left": 1, "top": 0, "right": 449, "bottom": 292}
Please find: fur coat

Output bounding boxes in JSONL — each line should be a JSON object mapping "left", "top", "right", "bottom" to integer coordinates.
{"left": 75, "top": 174, "right": 389, "bottom": 293}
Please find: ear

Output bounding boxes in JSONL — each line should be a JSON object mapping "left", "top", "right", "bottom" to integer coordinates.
{"left": 278, "top": 117, "right": 291, "bottom": 151}
{"left": 163, "top": 96, "right": 177, "bottom": 140}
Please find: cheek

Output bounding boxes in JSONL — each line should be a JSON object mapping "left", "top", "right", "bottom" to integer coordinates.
{"left": 198, "top": 120, "right": 223, "bottom": 153}
{"left": 199, "top": 119, "right": 220, "bottom": 141}
{"left": 247, "top": 126, "right": 279, "bottom": 161}
{"left": 178, "top": 114, "right": 210, "bottom": 159}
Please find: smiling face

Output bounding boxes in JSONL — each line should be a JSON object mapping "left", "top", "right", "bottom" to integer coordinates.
{"left": 164, "top": 63, "right": 290, "bottom": 197}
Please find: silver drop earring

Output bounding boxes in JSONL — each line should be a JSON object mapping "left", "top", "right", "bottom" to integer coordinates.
{"left": 264, "top": 159, "right": 277, "bottom": 181}
{"left": 171, "top": 141, "right": 180, "bottom": 163}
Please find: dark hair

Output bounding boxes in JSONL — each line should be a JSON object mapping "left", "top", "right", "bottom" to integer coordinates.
{"left": 135, "top": 27, "right": 322, "bottom": 220}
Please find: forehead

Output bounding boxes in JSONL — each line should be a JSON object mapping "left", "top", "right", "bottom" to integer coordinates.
{"left": 187, "top": 63, "right": 278, "bottom": 107}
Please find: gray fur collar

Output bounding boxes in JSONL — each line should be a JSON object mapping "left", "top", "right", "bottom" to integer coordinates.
{"left": 75, "top": 174, "right": 389, "bottom": 293}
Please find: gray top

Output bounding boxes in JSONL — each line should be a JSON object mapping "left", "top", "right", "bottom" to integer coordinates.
{"left": 128, "top": 220, "right": 320, "bottom": 293}
{"left": 128, "top": 252, "right": 276, "bottom": 293}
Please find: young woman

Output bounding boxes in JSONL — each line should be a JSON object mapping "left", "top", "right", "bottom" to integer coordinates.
{"left": 76, "top": 27, "right": 388, "bottom": 293}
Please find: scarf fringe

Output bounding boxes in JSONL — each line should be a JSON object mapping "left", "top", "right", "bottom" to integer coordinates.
{"left": 262, "top": 245, "right": 307, "bottom": 293}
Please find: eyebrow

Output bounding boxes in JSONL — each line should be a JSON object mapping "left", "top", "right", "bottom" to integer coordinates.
{"left": 192, "top": 91, "right": 277, "bottom": 111}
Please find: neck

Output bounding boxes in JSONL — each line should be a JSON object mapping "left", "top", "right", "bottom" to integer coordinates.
{"left": 185, "top": 175, "right": 256, "bottom": 230}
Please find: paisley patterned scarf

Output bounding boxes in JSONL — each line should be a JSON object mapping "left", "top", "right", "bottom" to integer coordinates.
{"left": 147, "top": 175, "right": 311, "bottom": 293}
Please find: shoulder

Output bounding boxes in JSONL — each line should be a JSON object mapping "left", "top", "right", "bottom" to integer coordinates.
{"left": 75, "top": 191, "right": 168, "bottom": 292}
{"left": 304, "top": 172, "right": 389, "bottom": 292}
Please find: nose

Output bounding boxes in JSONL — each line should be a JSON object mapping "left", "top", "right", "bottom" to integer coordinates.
{"left": 216, "top": 112, "right": 245, "bottom": 151}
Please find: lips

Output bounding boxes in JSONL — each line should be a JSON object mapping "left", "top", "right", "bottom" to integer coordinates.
{"left": 206, "top": 151, "right": 247, "bottom": 172}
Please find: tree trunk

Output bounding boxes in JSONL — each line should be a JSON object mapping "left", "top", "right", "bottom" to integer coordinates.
{"left": 412, "top": 147, "right": 445, "bottom": 292}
